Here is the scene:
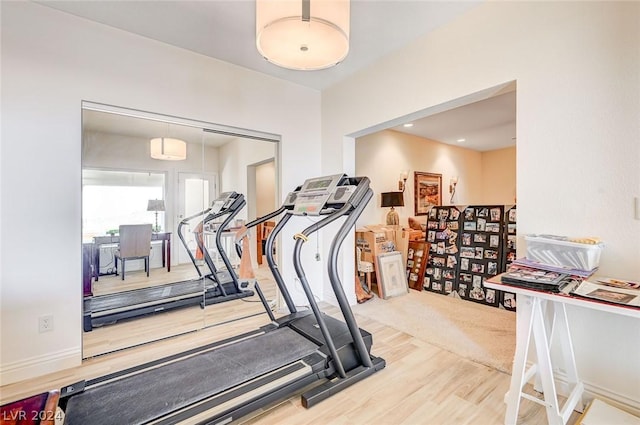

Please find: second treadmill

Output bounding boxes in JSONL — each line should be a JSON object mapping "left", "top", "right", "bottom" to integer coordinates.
{"left": 83, "top": 192, "right": 257, "bottom": 331}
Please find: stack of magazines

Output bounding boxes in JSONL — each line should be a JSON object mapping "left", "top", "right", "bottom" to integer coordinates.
{"left": 571, "top": 278, "right": 640, "bottom": 308}
{"left": 500, "top": 264, "right": 580, "bottom": 292}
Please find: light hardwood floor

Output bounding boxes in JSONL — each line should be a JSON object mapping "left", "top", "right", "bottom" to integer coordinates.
{"left": 1, "top": 265, "right": 581, "bottom": 425}
{"left": 84, "top": 263, "right": 277, "bottom": 357}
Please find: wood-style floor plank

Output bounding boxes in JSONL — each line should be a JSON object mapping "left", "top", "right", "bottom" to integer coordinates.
{"left": 84, "top": 264, "right": 278, "bottom": 357}
{"left": 1, "top": 264, "right": 582, "bottom": 425}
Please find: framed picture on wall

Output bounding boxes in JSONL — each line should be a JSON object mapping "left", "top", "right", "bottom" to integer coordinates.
{"left": 414, "top": 172, "right": 442, "bottom": 215}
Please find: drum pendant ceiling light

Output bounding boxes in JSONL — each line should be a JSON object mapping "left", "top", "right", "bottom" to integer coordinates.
{"left": 256, "top": 0, "right": 350, "bottom": 71}
{"left": 150, "top": 137, "right": 186, "bottom": 160}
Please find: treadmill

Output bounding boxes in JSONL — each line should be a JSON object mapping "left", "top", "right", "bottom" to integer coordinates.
{"left": 83, "top": 192, "right": 257, "bottom": 332}
{"left": 178, "top": 191, "right": 258, "bottom": 306}
{"left": 62, "top": 174, "right": 385, "bottom": 424}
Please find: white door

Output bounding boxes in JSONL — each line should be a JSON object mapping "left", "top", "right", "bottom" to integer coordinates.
{"left": 177, "top": 172, "right": 218, "bottom": 264}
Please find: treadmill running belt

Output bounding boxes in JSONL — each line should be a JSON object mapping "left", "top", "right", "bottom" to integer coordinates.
{"left": 88, "top": 280, "right": 205, "bottom": 313}
{"left": 64, "top": 328, "right": 318, "bottom": 425}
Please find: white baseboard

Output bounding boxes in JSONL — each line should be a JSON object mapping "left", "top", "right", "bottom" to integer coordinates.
{"left": 0, "top": 347, "right": 81, "bottom": 386}
{"left": 549, "top": 367, "right": 640, "bottom": 417}
{"left": 581, "top": 381, "right": 640, "bottom": 417}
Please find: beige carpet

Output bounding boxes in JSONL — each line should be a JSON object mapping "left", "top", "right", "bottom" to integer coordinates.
{"left": 353, "top": 289, "right": 516, "bottom": 373}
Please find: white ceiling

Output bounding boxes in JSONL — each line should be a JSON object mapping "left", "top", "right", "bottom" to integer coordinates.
{"left": 45, "top": 0, "right": 515, "bottom": 151}
{"left": 391, "top": 90, "right": 517, "bottom": 152}
{"left": 37, "top": 0, "right": 482, "bottom": 91}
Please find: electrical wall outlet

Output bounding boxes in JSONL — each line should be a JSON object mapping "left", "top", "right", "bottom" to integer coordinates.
{"left": 39, "top": 315, "right": 54, "bottom": 333}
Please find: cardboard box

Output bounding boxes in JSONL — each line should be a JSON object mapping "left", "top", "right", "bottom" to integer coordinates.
{"left": 356, "top": 225, "right": 410, "bottom": 267}
{"left": 355, "top": 225, "right": 411, "bottom": 298}
{"left": 394, "top": 227, "right": 410, "bottom": 265}
{"left": 355, "top": 227, "right": 395, "bottom": 265}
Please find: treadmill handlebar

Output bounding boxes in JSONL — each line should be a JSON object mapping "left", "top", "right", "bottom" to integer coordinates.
{"left": 201, "top": 194, "right": 245, "bottom": 228}
{"left": 177, "top": 192, "right": 245, "bottom": 282}
{"left": 179, "top": 207, "right": 212, "bottom": 226}
{"left": 326, "top": 187, "right": 375, "bottom": 368}
{"left": 179, "top": 192, "right": 243, "bottom": 226}
{"left": 234, "top": 205, "right": 287, "bottom": 258}
{"left": 212, "top": 196, "right": 247, "bottom": 286}
{"left": 290, "top": 176, "right": 373, "bottom": 379}
{"left": 244, "top": 205, "right": 287, "bottom": 229}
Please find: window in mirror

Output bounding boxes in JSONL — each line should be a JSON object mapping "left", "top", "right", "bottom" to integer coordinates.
{"left": 82, "top": 169, "right": 165, "bottom": 242}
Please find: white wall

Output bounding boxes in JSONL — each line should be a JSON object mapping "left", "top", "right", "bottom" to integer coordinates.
{"left": 256, "top": 161, "right": 276, "bottom": 217}
{"left": 480, "top": 147, "right": 517, "bottom": 205}
{"left": 355, "top": 129, "right": 488, "bottom": 225}
{"left": 324, "top": 1, "right": 640, "bottom": 410}
{"left": 218, "top": 138, "right": 276, "bottom": 222}
{"left": 0, "top": 2, "right": 321, "bottom": 384}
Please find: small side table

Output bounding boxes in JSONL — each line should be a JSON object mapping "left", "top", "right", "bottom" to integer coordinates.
{"left": 485, "top": 276, "right": 640, "bottom": 425}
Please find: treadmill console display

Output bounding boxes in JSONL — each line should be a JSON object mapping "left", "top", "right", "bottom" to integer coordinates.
{"left": 293, "top": 174, "right": 345, "bottom": 215}
{"left": 211, "top": 192, "right": 236, "bottom": 214}
{"left": 283, "top": 191, "right": 298, "bottom": 207}
{"left": 327, "top": 185, "right": 357, "bottom": 205}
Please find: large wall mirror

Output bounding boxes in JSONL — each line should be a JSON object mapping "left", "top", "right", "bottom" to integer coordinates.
{"left": 81, "top": 102, "right": 279, "bottom": 358}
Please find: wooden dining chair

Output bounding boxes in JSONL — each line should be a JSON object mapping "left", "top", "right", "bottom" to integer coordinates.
{"left": 256, "top": 221, "right": 276, "bottom": 265}
{"left": 115, "top": 224, "right": 152, "bottom": 280}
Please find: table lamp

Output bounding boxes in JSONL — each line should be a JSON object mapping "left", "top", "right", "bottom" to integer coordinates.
{"left": 381, "top": 192, "right": 404, "bottom": 225}
{"left": 147, "top": 199, "right": 165, "bottom": 232}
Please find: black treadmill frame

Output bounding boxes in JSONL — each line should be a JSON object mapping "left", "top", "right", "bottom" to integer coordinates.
{"left": 83, "top": 192, "right": 259, "bottom": 331}
{"left": 64, "top": 175, "right": 385, "bottom": 424}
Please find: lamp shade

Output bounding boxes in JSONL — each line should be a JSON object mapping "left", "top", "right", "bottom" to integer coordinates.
{"left": 256, "top": 0, "right": 350, "bottom": 71}
{"left": 147, "top": 199, "right": 166, "bottom": 212}
{"left": 150, "top": 137, "right": 186, "bottom": 160}
{"left": 381, "top": 192, "right": 404, "bottom": 208}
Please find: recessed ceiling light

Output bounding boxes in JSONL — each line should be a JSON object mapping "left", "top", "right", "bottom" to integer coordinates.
{"left": 457, "top": 138, "right": 466, "bottom": 143}
{"left": 403, "top": 123, "right": 414, "bottom": 128}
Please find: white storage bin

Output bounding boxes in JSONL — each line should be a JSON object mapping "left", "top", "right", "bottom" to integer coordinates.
{"left": 525, "top": 235, "right": 604, "bottom": 272}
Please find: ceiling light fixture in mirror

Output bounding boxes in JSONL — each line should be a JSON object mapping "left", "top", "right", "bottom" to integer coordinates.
{"left": 150, "top": 137, "right": 187, "bottom": 160}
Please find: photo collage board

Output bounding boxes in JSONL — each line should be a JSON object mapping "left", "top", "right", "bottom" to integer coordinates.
{"left": 424, "top": 206, "right": 462, "bottom": 295}
{"left": 457, "top": 205, "right": 505, "bottom": 306}
{"left": 500, "top": 205, "right": 518, "bottom": 311}
{"left": 422, "top": 204, "right": 517, "bottom": 309}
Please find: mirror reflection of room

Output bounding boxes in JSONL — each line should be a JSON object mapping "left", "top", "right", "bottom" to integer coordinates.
{"left": 81, "top": 105, "right": 278, "bottom": 358}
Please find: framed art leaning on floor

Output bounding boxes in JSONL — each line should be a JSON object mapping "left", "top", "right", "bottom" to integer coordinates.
{"left": 376, "top": 251, "right": 409, "bottom": 299}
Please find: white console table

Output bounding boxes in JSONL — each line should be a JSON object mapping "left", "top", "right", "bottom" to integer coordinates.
{"left": 485, "top": 276, "right": 640, "bottom": 425}
{"left": 204, "top": 229, "right": 239, "bottom": 269}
